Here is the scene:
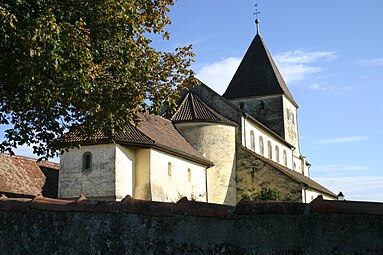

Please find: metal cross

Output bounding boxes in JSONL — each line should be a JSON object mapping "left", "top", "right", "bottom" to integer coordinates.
{"left": 253, "top": 4, "right": 261, "bottom": 34}
{"left": 253, "top": 4, "right": 261, "bottom": 20}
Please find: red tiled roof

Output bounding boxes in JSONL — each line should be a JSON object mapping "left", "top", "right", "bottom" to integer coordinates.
{"left": 0, "top": 154, "right": 46, "bottom": 196}
{"left": 64, "top": 125, "right": 154, "bottom": 144}
{"left": 171, "top": 92, "right": 237, "bottom": 126}
{"left": 134, "top": 114, "right": 211, "bottom": 164}
{"left": 64, "top": 113, "right": 211, "bottom": 166}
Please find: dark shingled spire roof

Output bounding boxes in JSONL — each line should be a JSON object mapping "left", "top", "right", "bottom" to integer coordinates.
{"left": 223, "top": 34, "right": 298, "bottom": 107}
{"left": 170, "top": 92, "right": 236, "bottom": 126}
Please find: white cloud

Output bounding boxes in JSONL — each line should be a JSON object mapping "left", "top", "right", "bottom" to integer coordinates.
{"left": 278, "top": 64, "right": 321, "bottom": 84}
{"left": 275, "top": 50, "right": 337, "bottom": 64}
{"left": 196, "top": 57, "right": 241, "bottom": 95}
{"left": 317, "top": 136, "right": 369, "bottom": 145}
{"left": 311, "top": 164, "right": 368, "bottom": 172}
{"left": 274, "top": 50, "right": 337, "bottom": 85}
{"left": 314, "top": 175, "right": 383, "bottom": 202}
{"left": 308, "top": 83, "right": 328, "bottom": 91}
{"left": 196, "top": 50, "right": 337, "bottom": 93}
{"left": 357, "top": 58, "right": 383, "bottom": 67}
{"left": 308, "top": 83, "right": 355, "bottom": 93}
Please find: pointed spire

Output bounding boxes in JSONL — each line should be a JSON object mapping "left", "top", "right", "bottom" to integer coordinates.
{"left": 223, "top": 34, "right": 298, "bottom": 107}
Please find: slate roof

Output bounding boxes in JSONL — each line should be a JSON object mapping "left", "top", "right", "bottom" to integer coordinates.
{"left": 223, "top": 34, "right": 298, "bottom": 107}
{"left": 244, "top": 148, "right": 336, "bottom": 198}
{"left": 170, "top": 92, "right": 237, "bottom": 126}
{"left": 0, "top": 153, "right": 59, "bottom": 197}
{"left": 64, "top": 113, "right": 211, "bottom": 166}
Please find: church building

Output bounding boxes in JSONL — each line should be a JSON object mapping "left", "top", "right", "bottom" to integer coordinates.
{"left": 58, "top": 29, "right": 337, "bottom": 205}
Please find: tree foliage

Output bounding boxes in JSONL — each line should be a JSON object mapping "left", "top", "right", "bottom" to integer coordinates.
{"left": 242, "top": 187, "right": 280, "bottom": 201}
{"left": 0, "top": 0, "right": 197, "bottom": 157}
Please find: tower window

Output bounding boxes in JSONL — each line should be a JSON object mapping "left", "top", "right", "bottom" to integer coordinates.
{"left": 275, "top": 145, "right": 280, "bottom": 163}
{"left": 267, "top": 141, "right": 272, "bottom": 159}
{"left": 82, "top": 152, "right": 92, "bottom": 171}
{"left": 283, "top": 150, "right": 287, "bottom": 166}
{"left": 259, "top": 136, "right": 264, "bottom": 156}
{"left": 250, "top": 130, "right": 255, "bottom": 151}
{"left": 260, "top": 101, "right": 265, "bottom": 110}
{"left": 187, "top": 168, "right": 191, "bottom": 182}
{"left": 168, "top": 162, "right": 172, "bottom": 177}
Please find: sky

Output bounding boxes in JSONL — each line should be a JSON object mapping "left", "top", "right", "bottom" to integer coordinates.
{"left": 3, "top": 1, "right": 383, "bottom": 202}
{"left": 161, "top": 0, "right": 383, "bottom": 202}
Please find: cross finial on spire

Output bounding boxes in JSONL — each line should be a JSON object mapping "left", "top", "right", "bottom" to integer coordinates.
{"left": 253, "top": 4, "right": 261, "bottom": 35}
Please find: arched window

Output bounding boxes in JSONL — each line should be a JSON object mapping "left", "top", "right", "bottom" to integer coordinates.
{"left": 283, "top": 150, "right": 287, "bottom": 166}
{"left": 187, "top": 168, "right": 191, "bottom": 182}
{"left": 267, "top": 141, "right": 272, "bottom": 159}
{"left": 275, "top": 146, "right": 280, "bottom": 163}
{"left": 293, "top": 163, "right": 297, "bottom": 170}
{"left": 259, "top": 136, "right": 264, "bottom": 155}
{"left": 168, "top": 162, "right": 172, "bottom": 176}
{"left": 82, "top": 151, "right": 92, "bottom": 171}
{"left": 250, "top": 130, "right": 255, "bottom": 151}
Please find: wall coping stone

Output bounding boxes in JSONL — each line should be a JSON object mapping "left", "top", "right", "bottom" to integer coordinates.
{"left": 1, "top": 194, "right": 382, "bottom": 217}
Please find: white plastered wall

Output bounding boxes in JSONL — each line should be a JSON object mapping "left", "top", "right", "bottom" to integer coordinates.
{"left": 175, "top": 122, "right": 237, "bottom": 205}
{"left": 243, "top": 117, "right": 294, "bottom": 170}
{"left": 59, "top": 144, "right": 117, "bottom": 199}
{"left": 59, "top": 144, "right": 135, "bottom": 200}
{"left": 115, "top": 144, "right": 135, "bottom": 200}
{"left": 149, "top": 149, "right": 207, "bottom": 202}
{"left": 303, "top": 188, "right": 336, "bottom": 203}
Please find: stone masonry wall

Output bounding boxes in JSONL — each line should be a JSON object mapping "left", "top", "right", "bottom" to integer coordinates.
{"left": 0, "top": 196, "right": 382, "bottom": 254}
{"left": 236, "top": 146, "right": 302, "bottom": 202}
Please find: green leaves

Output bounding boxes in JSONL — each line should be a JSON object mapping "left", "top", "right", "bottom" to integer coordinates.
{"left": 0, "top": 0, "right": 196, "bottom": 157}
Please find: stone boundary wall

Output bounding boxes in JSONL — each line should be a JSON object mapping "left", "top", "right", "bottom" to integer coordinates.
{"left": 0, "top": 195, "right": 382, "bottom": 254}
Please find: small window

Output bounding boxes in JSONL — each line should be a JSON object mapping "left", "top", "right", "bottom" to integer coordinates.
{"left": 275, "top": 146, "right": 280, "bottom": 163}
{"left": 293, "top": 163, "right": 297, "bottom": 170}
{"left": 260, "top": 101, "right": 265, "bottom": 110}
{"left": 292, "top": 113, "right": 295, "bottom": 124}
{"left": 267, "top": 141, "right": 272, "bottom": 159}
{"left": 168, "top": 162, "right": 172, "bottom": 176}
{"left": 82, "top": 152, "right": 92, "bottom": 171}
{"left": 283, "top": 150, "right": 287, "bottom": 166}
{"left": 187, "top": 168, "right": 191, "bottom": 182}
{"left": 250, "top": 130, "right": 255, "bottom": 151}
{"left": 259, "top": 136, "right": 264, "bottom": 155}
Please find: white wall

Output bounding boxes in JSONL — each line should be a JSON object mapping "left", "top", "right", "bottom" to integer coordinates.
{"left": 149, "top": 149, "right": 207, "bottom": 202}
{"left": 283, "top": 96, "right": 300, "bottom": 154}
{"left": 115, "top": 145, "right": 135, "bottom": 200}
{"left": 135, "top": 149, "right": 151, "bottom": 200}
{"left": 303, "top": 188, "right": 336, "bottom": 203}
{"left": 243, "top": 117, "right": 293, "bottom": 169}
{"left": 175, "top": 122, "right": 237, "bottom": 205}
{"left": 59, "top": 144, "right": 117, "bottom": 199}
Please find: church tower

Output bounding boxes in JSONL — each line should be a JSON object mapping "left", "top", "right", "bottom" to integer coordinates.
{"left": 223, "top": 33, "right": 301, "bottom": 153}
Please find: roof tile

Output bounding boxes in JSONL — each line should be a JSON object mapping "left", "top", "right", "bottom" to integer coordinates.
{"left": 171, "top": 92, "right": 237, "bottom": 126}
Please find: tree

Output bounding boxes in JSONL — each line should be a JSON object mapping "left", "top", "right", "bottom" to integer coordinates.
{"left": 0, "top": 0, "right": 197, "bottom": 157}
{"left": 241, "top": 187, "right": 280, "bottom": 201}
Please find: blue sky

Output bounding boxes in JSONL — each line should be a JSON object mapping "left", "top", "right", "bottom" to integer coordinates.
{"left": 3, "top": 1, "right": 383, "bottom": 202}
{"left": 160, "top": 0, "right": 383, "bottom": 202}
